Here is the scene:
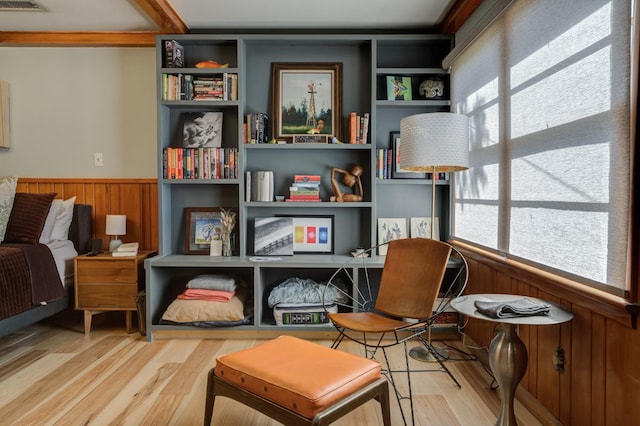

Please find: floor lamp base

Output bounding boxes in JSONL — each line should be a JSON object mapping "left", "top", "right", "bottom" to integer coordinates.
{"left": 409, "top": 345, "right": 449, "bottom": 363}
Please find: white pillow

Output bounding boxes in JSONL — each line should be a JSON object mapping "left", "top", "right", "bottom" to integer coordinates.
{"left": 49, "top": 196, "right": 77, "bottom": 242}
{"left": 39, "top": 199, "right": 63, "bottom": 244}
{"left": 0, "top": 176, "right": 18, "bottom": 243}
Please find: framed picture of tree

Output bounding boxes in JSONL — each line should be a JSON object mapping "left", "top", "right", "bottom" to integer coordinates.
{"left": 271, "top": 62, "right": 342, "bottom": 142}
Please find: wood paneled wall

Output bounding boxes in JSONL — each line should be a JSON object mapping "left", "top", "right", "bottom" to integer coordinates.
{"left": 456, "top": 243, "right": 640, "bottom": 425}
{"left": 17, "top": 178, "right": 158, "bottom": 252}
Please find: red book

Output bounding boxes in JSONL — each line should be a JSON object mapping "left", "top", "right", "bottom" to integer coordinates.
{"left": 294, "top": 175, "right": 321, "bottom": 183}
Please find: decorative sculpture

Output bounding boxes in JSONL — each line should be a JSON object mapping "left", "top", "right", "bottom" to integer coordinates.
{"left": 331, "top": 164, "right": 364, "bottom": 202}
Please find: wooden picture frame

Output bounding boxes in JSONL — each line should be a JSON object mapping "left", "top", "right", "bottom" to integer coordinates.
{"left": 184, "top": 207, "right": 238, "bottom": 255}
{"left": 278, "top": 215, "right": 334, "bottom": 254}
{"left": 377, "top": 217, "right": 407, "bottom": 255}
{"left": 391, "top": 131, "right": 426, "bottom": 179}
{"left": 271, "top": 62, "right": 342, "bottom": 142}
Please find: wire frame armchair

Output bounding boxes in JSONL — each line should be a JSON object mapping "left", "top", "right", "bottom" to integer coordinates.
{"left": 322, "top": 238, "right": 468, "bottom": 426}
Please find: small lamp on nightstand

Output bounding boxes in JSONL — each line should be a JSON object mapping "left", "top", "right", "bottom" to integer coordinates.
{"left": 106, "top": 214, "right": 126, "bottom": 253}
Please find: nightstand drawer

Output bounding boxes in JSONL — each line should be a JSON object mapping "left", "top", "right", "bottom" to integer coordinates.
{"left": 76, "top": 283, "right": 138, "bottom": 309}
{"left": 75, "top": 259, "right": 138, "bottom": 283}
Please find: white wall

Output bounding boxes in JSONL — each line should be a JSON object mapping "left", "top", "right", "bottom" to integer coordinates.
{"left": 0, "top": 47, "right": 157, "bottom": 178}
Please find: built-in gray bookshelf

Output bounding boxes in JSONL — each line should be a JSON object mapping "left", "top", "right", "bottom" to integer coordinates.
{"left": 146, "top": 33, "right": 453, "bottom": 341}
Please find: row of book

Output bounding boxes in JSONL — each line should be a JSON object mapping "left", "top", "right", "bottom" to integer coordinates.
{"left": 244, "top": 112, "right": 270, "bottom": 144}
{"left": 376, "top": 149, "right": 448, "bottom": 180}
{"left": 348, "top": 112, "right": 370, "bottom": 144}
{"left": 288, "top": 175, "right": 321, "bottom": 202}
{"left": 163, "top": 147, "right": 239, "bottom": 180}
{"left": 161, "top": 73, "right": 238, "bottom": 101}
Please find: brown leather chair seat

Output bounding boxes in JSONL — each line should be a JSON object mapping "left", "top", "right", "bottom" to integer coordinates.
{"left": 204, "top": 335, "right": 391, "bottom": 425}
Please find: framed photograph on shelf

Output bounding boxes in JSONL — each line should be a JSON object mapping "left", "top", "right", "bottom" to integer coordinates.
{"left": 183, "top": 112, "right": 223, "bottom": 148}
{"left": 184, "top": 207, "right": 237, "bottom": 255}
{"left": 386, "top": 76, "right": 412, "bottom": 101}
{"left": 410, "top": 217, "right": 440, "bottom": 240}
{"left": 254, "top": 217, "right": 294, "bottom": 256}
{"left": 271, "top": 62, "right": 342, "bottom": 141}
{"left": 377, "top": 217, "right": 407, "bottom": 255}
{"left": 278, "top": 215, "right": 334, "bottom": 254}
{"left": 391, "top": 131, "right": 426, "bottom": 179}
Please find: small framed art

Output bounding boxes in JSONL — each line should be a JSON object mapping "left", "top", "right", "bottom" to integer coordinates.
{"left": 254, "top": 217, "right": 294, "bottom": 256}
{"left": 279, "top": 215, "right": 334, "bottom": 254}
{"left": 377, "top": 217, "right": 407, "bottom": 255}
{"left": 183, "top": 112, "right": 223, "bottom": 148}
{"left": 184, "top": 207, "right": 237, "bottom": 255}
{"left": 386, "top": 76, "right": 412, "bottom": 100}
{"left": 391, "top": 131, "right": 425, "bottom": 179}
{"left": 410, "top": 217, "right": 440, "bottom": 240}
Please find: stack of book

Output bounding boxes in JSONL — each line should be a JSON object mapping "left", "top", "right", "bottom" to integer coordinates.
{"left": 287, "top": 175, "right": 321, "bottom": 202}
{"left": 192, "top": 73, "right": 238, "bottom": 101}
{"left": 348, "top": 112, "right": 370, "bottom": 144}
{"left": 112, "top": 242, "right": 139, "bottom": 257}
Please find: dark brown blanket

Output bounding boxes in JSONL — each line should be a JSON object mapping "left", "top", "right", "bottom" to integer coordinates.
{"left": 0, "top": 243, "right": 64, "bottom": 319}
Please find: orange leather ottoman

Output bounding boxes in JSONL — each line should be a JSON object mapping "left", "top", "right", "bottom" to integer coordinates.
{"left": 204, "top": 335, "right": 391, "bottom": 425}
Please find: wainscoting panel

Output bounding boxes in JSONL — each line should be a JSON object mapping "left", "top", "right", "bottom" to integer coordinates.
{"left": 456, "top": 244, "right": 640, "bottom": 425}
{"left": 17, "top": 178, "right": 158, "bottom": 252}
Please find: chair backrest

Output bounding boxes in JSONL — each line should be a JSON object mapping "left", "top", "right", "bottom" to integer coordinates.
{"left": 375, "top": 238, "right": 452, "bottom": 320}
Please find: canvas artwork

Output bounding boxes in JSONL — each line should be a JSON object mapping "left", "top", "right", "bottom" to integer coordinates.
{"left": 410, "top": 217, "right": 440, "bottom": 240}
{"left": 183, "top": 112, "right": 223, "bottom": 148}
{"left": 254, "top": 217, "right": 294, "bottom": 256}
{"left": 377, "top": 218, "right": 407, "bottom": 255}
{"left": 386, "top": 76, "right": 412, "bottom": 101}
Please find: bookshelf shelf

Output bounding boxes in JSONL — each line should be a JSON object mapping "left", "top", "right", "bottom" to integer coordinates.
{"left": 147, "top": 33, "right": 454, "bottom": 341}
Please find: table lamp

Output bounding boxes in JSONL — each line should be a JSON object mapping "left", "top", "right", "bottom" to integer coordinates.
{"left": 106, "top": 214, "right": 126, "bottom": 253}
{"left": 400, "top": 112, "right": 469, "bottom": 362}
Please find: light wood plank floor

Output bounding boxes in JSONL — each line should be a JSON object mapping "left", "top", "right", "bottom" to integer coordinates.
{"left": 0, "top": 313, "right": 545, "bottom": 426}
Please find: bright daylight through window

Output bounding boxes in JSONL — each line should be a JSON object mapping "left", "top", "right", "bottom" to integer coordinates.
{"left": 451, "top": 0, "right": 633, "bottom": 296}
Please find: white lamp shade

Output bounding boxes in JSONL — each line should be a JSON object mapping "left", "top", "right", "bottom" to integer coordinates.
{"left": 399, "top": 112, "right": 470, "bottom": 172}
{"left": 105, "top": 214, "right": 126, "bottom": 236}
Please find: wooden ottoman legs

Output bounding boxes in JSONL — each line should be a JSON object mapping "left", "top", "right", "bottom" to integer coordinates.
{"left": 204, "top": 369, "right": 391, "bottom": 426}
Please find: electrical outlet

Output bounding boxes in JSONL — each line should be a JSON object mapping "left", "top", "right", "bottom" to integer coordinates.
{"left": 553, "top": 347, "right": 565, "bottom": 372}
{"left": 94, "top": 152, "right": 103, "bottom": 167}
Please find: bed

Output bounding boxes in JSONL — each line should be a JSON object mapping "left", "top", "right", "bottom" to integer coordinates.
{"left": 0, "top": 191, "right": 92, "bottom": 339}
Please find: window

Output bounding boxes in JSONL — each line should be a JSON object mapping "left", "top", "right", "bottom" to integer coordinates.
{"left": 450, "top": 0, "right": 634, "bottom": 296}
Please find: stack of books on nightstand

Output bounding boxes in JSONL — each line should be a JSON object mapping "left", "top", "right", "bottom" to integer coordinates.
{"left": 112, "top": 242, "right": 139, "bottom": 257}
{"left": 287, "top": 175, "right": 321, "bottom": 202}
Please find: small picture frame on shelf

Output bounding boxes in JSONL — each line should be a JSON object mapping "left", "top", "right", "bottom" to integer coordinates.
{"left": 410, "top": 217, "right": 440, "bottom": 240}
{"left": 386, "top": 76, "right": 412, "bottom": 101}
{"left": 277, "top": 215, "right": 334, "bottom": 253}
{"left": 254, "top": 217, "right": 294, "bottom": 256}
{"left": 271, "top": 62, "right": 342, "bottom": 141}
{"left": 183, "top": 112, "right": 223, "bottom": 148}
{"left": 185, "top": 207, "right": 237, "bottom": 255}
{"left": 377, "top": 217, "right": 407, "bottom": 255}
{"left": 391, "top": 131, "right": 426, "bottom": 179}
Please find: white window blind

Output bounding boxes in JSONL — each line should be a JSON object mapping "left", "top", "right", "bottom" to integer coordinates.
{"left": 451, "top": 0, "right": 633, "bottom": 296}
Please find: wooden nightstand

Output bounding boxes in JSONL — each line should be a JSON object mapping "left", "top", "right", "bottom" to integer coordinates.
{"left": 74, "top": 250, "right": 155, "bottom": 335}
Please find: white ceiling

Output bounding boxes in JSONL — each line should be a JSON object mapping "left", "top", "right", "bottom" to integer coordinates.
{"left": 0, "top": 0, "right": 457, "bottom": 32}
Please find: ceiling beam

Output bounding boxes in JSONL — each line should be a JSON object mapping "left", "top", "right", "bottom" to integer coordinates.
{"left": 438, "top": 0, "right": 482, "bottom": 34}
{"left": 0, "top": 32, "right": 158, "bottom": 47}
{"left": 134, "top": 0, "right": 188, "bottom": 34}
